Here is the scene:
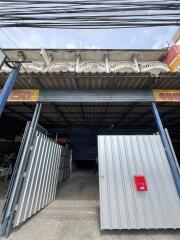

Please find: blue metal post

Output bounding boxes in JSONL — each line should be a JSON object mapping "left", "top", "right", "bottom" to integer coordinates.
{"left": 151, "top": 102, "right": 180, "bottom": 197}
{"left": 0, "top": 64, "right": 21, "bottom": 117}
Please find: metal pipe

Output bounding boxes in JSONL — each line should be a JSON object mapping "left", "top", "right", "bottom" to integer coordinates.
{"left": 151, "top": 102, "right": 180, "bottom": 197}
{"left": 0, "top": 64, "right": 21, "bottom": 117}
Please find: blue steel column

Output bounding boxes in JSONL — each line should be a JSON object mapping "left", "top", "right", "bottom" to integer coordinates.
{"left": 151, "top": 102, "right": 180, "bottom": 197}
{"left": 0, "top": 64, "right": 21, "bottom": 117}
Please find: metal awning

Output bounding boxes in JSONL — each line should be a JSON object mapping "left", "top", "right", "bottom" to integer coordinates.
{"left": 1, "top": 72, "right": 180, "bottom": 91}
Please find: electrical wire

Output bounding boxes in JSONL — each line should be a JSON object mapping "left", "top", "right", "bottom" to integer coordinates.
{"left": 0, "top": 0, "right": 179, "bottom": 29}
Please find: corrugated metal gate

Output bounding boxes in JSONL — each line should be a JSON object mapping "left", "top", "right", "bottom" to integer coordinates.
{"left": 98, "top": 135, "right": 180, "bottom": 230}
{"left": 0, "top": 122, "right": 72, "bottom": 236}
{"left": 58, "top": 147, "right": 72, "bottom": 185}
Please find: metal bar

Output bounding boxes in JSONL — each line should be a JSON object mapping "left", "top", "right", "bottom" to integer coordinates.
{"left": 23, "top": 102, "right": 53, "bottom": 124}
{"left": 5, "top": 106, "right": 30, "bottom": 121}
{"left": 0, "top": 64, "right": 21, "bottom": 117}
{"left": 114, "top": 103, "right": 137, "bottom": 127}
{"left": 39, "top": 90, "right": 154, "bottom": 103}
{"left": 53, "top": 103, "right": 72, "bottom": 126}
{"left": 151, "top": 102, "right": 180, "bottom": 197}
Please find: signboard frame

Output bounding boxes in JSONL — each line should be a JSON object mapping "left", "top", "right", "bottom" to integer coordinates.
{"left": 7, "top": 90, "right": 39, "bottom": 102}
{"left": 153, "top": 89, "right": 180, "bottom": 102}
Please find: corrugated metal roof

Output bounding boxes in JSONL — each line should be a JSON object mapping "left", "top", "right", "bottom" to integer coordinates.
{"left": 98, "top": 135, "right": 180, "bottom": 230}
{"left": 1, "top": 72, "right": 154, "bottom": 90}
{"left": 1, "top": 71, "right": 180, "bottom": 90}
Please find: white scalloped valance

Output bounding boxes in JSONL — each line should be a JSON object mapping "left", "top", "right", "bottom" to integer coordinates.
{"left": 139, "top": 61, "right": 169, "bottom": 72}
{"left": 48, "top": 62, "right": 75, "bottom": 72}
{"left": 110, "top": 61, "right": 138, "bottom": 72}
{"left": 78, "top": 61, "right": 106, "bottom": 73}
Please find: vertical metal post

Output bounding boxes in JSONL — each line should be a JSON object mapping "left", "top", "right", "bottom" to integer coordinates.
{"left": 151, "top": 102, "right": 180, "bottom": 197}
{"left": 0, "top": 64, "right": 21, "bottom": 117}
{"left": 0, "top": 103, "right": 42, "bottom": 237}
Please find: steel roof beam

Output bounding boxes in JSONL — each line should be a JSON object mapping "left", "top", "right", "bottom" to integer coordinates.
{"left": 52, "top": 104, "right": 72, "bottom": 127}
{"left": 145, "top": 104, "right": 179, "bottom": 126}
{"left": 23, "top": 102, "right": 53, "bottom": 124}
{"left": 114, "top": 103, "right": 137, "bottom": 127}
{"left": 38, "top": 90, "right": 154, "bottom": 102}
{"left": 5, "top": 106, "right": 30, "bottom": 121}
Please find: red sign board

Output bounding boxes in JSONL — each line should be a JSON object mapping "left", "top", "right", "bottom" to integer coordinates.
{"left": 153, "top": 90, "right": 180, "bottom": 102}
{"left": 134, "top": 176, "right": 147, "bottom": 192}
{"left": 165, "top": 45, "right": 180, "bottom": 65}
{"left": 7, "top": 90, "right": 39, "bottom": 102}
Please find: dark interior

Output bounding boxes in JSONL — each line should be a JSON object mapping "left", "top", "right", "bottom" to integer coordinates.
{"left": 1, "top": 101, "right": 180, "bottom": 171}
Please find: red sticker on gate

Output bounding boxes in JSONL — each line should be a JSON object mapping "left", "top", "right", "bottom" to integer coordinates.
{"left": 134, "top": 175, "right": 147, "bottom": 192}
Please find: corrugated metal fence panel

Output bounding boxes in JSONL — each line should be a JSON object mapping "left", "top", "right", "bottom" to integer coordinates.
{"left": 13, "top": 134, "right": 62, "bottom": 227}
{"left": 98, "top": 135, "right": 180, "bottom": 230}
{"left": 57, "top": 148, "right": 72, "bottom": 185}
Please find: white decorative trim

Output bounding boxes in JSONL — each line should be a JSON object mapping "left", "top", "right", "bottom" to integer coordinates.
{"left": 48, "top": 62, "right": 75, "bottom": 72}
{"left": 139, "top": 61, "right": 169, "bottom": 72}
{"left": 78, "top": 61, "right": 106, "bottom": 73}
{"left": 24, "top": 62, "right": 45, "bottom": 72}
{"left": 0, "top": 59, "right": 170, "bottom": 75}
{"left": 110, "top": 61, "right": 138, "bottom": 72}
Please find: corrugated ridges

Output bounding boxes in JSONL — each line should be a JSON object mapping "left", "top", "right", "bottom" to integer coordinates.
{"left": 13, "top": 133, "right": 71, "bottom": 227}
{"left": 98, "top": 135, "right": 180, "bottom": 230}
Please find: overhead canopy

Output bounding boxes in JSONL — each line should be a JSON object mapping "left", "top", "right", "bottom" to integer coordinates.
{"left": 3, "top": 102, "right": 180, "bottom": 133}
{"left": 1, "top": 48, "right": 180, "bottom": 133}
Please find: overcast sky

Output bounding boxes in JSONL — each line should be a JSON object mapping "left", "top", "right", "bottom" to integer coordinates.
{"left": 0, "top": 26, "right": 177, "bottom": 49}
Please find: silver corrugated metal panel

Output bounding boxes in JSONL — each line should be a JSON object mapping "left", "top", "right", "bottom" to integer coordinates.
{"left": 98, "top": 135, "right": 180, "bottom": 230}
{"left": 1, "top": 71, "right": 180, "bottom": 91}
{"left": 0, "top": 72, "right": 153, "bottom": 90}
{"left": 13, "top": 133, "right": 62, "bottom": 227}
{"left": 39, "top": 90, "right": 154, "bottom": 102}
{"left": 57, "top": 148, "right": 72, "bottom": 184}
{"left": 155, "top": 72, "right": 180, "bottom": 89}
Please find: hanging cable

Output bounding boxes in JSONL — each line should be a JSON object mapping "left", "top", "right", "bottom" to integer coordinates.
{"left": 0, "top": 0, "right": 179, "bottom": 28}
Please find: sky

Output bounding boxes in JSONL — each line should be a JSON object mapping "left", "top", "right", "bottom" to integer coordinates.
{"left": 0, "top": 26, "right": 178, "bottom": 49}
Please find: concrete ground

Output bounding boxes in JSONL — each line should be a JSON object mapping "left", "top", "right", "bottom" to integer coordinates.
{"left": 2, "top": 170, "right": 180, "bottom": 240}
